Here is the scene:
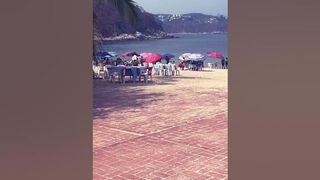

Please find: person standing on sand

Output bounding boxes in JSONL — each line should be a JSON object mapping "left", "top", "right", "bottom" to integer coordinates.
{"left": 225, "top": 57, "right": 228, "bottom": 69}
{"left": 165, "top": 56, "right": 170, "bottom": 64}
{"left": 178, "top": 62, "right": 184, "bottom": 70}
{"left": 214, "top": 62, "right": 218, "bottom": 69}
{"left": 221, "top": 58, "right": 226, "bottom": 69}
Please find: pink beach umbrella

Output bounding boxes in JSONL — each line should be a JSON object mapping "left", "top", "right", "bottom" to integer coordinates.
{"left": 145, "top": 53, "right": 162, "bottom": 63}
{"left": 140, "top": 52, "right": 153, "bottom": 59}
{"left": 207, "top": 52, "right": 224, "bottom": 60}
{"left": 121, "top": 51, "right": 138, "bottom": 57}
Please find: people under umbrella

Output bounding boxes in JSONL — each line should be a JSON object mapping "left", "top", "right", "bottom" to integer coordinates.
{"left": 92, "top": 50, "right": 226, "bottom": 82}
{"left": 92, "top": 51, "right": 178, "bottom": 83}
{"left": 177, "top": 53, "right": 205, "bottom": 71}
{"left": 206, "top": 52, "right": 227, "bottom": 69}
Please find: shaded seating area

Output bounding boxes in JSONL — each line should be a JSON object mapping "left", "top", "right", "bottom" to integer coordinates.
{"left": 93, "top": 64, "right": 152, "bottom": 83}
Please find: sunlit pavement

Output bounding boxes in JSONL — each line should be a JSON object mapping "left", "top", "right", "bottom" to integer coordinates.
{"left": 93, "top": 70, "right": 228, "bottom": 180}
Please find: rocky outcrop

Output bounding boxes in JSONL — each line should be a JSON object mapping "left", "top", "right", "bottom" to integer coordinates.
{"left": 93, "top": 1, "right": 167, "bottom": 38}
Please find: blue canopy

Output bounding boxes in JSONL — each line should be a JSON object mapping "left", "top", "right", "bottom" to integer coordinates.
{"left": 162, "top": 53, "right": 175, "bottom": 59}
{"left": 96, "top": 52, "right": 111, "bottom": 57}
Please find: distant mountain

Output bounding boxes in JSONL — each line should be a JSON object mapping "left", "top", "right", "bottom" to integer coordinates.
{"left": 155, "top": 13, "right": 228, "bottom": 33}
{"left": 93, "top": 1, "right": 228, "bottom": 40}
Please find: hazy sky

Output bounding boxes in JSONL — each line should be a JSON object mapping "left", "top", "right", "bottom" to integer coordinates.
{"left": 134, "top": 0, "right": 228, "bottom": 16}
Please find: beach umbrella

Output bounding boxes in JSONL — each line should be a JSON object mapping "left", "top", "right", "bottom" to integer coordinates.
{"left": 107, "top": 51, "right": 117, "bottom": 57}
{"left": 162, "top": 53, "right": 175, "bottom": 59}
{"left": 207, "top": 52, "right": 224, "bottom": 60}
{"left": 180, "top": 53, "right": 204, "bottom": 61}
{"left": 181, "top": 53, "right": 192, "bottom": 58}
{"left": 145, "top": 53, "right": 162, "bottom": 63}
{"left": 179, "top": 53, "right": 192, "bottom": 61}
{"left": 121, "top": 51, "right": 138, "bottom": 57}
{"left": 140, "top": 52, "right": 153, "bottom": 59}
{"left": 104, "top": 54, "right": 113, "bottom": 58}
{"left": 188, "top": 53, "right": 204, "bottom": 61}
{"left": 96, "top": 52, "right": 110, "bottom": 57}
{"left": 95, "top": 52, "right": 112, "bottom": 60}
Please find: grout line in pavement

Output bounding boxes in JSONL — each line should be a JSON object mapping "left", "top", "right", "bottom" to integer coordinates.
{"left": 94, "top": 111, "right": 227, "bottom": 151}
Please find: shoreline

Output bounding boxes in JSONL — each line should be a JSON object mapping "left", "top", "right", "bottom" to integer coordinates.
{"left": 95, "top": 32, "right": 178, "bottom": 42}
{"left": 95, "top": 31, "right": 227, "bottom": 42}
{"left": 169, "top": 32, "right": 227, "bottom": 35}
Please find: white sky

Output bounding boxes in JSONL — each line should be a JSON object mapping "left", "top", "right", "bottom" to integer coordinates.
{"left": 134, "top": 0, "right": 228, "bottom": 16}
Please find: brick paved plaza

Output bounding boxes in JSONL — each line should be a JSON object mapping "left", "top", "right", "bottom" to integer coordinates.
{"left": 93, "top": 70, "right": 228, "bottom": 180}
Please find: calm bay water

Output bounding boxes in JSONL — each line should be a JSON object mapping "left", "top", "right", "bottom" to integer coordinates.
{"left": 102, "top": 33, "right": 228, "bottom": 65}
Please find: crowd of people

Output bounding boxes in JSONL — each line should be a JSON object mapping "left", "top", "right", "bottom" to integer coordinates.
{"left": 206, "top": 57, "right": 229, "bottom": 69}
{"left": 178, "top": 61, "right": 204, "bottom": 71}
{"left": 93, "top": 53, "right": 228, "bottom": 80}
{"left": 93, "top": 55, "right": 147, "bottom": 67}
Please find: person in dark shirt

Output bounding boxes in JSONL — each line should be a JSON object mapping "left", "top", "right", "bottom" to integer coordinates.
{"left": 165, "top": 57, "right": 170, "bottom": 64}
{"left": 221, "top": 58, "right": 226, "bottom": 69}
{"left": 225, "top": 57, "right": 228, "bottom": 69}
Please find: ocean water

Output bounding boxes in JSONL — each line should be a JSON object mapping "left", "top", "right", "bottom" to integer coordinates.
{"left": 101, "top": 33, "right": 228, "bottom": 65}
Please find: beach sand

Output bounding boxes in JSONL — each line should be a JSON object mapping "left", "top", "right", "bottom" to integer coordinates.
{"left": 93, "top": 69, "right": 228, "bottom": 179}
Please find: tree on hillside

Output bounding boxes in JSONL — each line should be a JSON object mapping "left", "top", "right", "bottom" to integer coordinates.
{"left": 93, "top": 0, "right": 139, "bottom": 56}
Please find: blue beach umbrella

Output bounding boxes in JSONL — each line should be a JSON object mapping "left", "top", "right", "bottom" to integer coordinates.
{"left": 162, "top": 53, "right": 175, "bottom": 59}
{"left": 96, "top": 52, "right": 110, "bottom": 57}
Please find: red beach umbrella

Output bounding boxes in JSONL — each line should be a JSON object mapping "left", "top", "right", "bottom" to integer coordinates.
{"left": 121, "top": 51, "right": 138, "bottom": 57}
{"left": 145, "top": 53, "right": 162, "bottom": 63}
{"left": 140, "top": 52, "right": 153, "bottom": 59}
{"left": 207, "top": 52, "right": 225, "bottom": 60}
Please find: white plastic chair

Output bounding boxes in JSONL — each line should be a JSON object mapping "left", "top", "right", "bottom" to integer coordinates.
{"left": 110, "top": 67, "right": 125, "bottom": 84}
{"left": 172, "top": 64, "right": 180, "bottom": 76}
{"left": 166, "top": 63, "right": 174, "bottom": 76}
{"left": 159, "top": 63, "right": 165, "bottom": 76}
{"left": 153, "top": 63, "right": 160, "bottom": 75}
{"left": 92, "top": 65, "right": 106, "bottom": 79}
{"left": 139, "top": 67, "right": 148, "bottom": 83}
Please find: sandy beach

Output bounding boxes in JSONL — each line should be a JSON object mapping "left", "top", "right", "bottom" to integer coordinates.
{"left": 93, "top": 69, "right": 228, "bottom": 179}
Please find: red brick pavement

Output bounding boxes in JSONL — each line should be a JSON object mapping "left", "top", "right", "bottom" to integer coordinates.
{"left": 93, "top": 71, "right": 228, "bottom": 180}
